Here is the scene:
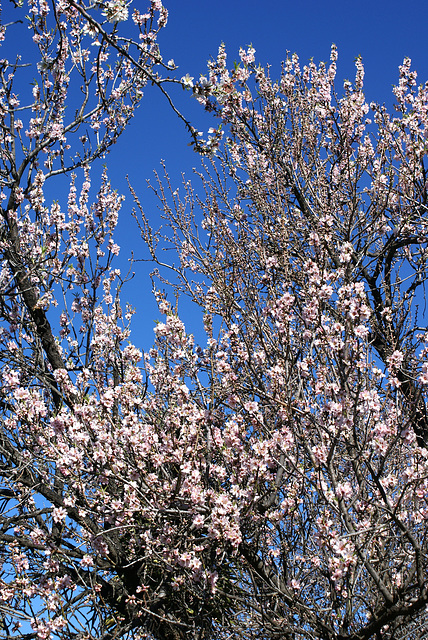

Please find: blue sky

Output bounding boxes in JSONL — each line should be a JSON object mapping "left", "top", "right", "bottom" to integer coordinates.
{"left": 1, "top": 3, "right": 426, "bottom": 632}
{"left": 108, "top": 0, "right": 428, "bottom": 352}
{"left": 118, "top": 0, "right": 428, "bottom": 185}
{"left": 115, "top": 0, "right": 428, "bottom": 193}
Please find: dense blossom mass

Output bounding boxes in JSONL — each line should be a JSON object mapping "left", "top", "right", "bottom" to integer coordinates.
{"left": 1, "top": 2, "right": 428, "bottom": 640}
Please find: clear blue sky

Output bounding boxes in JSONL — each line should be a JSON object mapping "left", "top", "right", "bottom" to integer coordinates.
{"left": 116, "top": 0, "right": 428, "bottom": 191}
{"left": 5, "top": 0, "right": 428, "bottom": 352}
{"left": 108, "top": 0, "right": 428, "bottom": 351}
{"left": 117, "top": 0, "right": 428, "bottom": 189}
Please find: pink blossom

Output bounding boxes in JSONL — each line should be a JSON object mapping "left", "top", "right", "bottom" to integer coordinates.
{"left": 387, "top": 350, "right": 404, "bottom": 370}
{"left": 52, "top": 507, "right": 67, "bottom": 523}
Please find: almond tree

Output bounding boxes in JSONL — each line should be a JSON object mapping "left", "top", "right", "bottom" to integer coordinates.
{"left": 0, "top": 2, "right": 226, "bottom": 639}
{"left": 132, "top": 45, "right": 428, "bottom": 638}
{"left": 3, "top": 1, "right": 428, "bottom": 637}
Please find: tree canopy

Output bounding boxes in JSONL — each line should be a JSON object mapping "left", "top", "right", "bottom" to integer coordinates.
{"left": 1, "top": 3, "right": 428, "bottom": 640}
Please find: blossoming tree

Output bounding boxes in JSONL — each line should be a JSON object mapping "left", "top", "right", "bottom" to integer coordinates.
{"left": 0, "top": 1, "right": 219, "bottom": 639}
{"left": 2, "top": 0, "right": 428, "bottom": 637}
{"left": 132, "top": 45, "right": 428, "bottom": 639}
